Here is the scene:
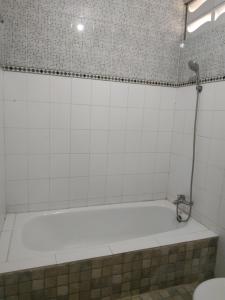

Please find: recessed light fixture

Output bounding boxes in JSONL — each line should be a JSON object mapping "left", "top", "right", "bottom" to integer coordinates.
{"left": 77, "top": 23, "right": 84, "bottom": 32}
{"left": 215, "top": 2, "right": 225, "bottom": 21}
{"left": 188, "top": 0, "right": 208, "bottom": 13}
{"left": 187, "top": 12, "right": 212, "bottom": 32}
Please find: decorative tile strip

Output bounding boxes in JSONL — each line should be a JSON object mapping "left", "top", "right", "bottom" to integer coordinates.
{"left": 178, "top": 74, "right": 225, "bottom": 87}
{"left": 2, "top": 65, "right": 225, "bottom": 87}
{"left": 1, "top": 65, "right": 179, "bottom": 87}
{"left": 0, "top": 237, "right": 218, "bottom": 300}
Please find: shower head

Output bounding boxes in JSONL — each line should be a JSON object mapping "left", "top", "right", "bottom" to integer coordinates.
{"left": 188, "top": 60, "right": 199, "bottom": 74}
{"left": 188, "top": 60, "right": 202, "bottom": 91}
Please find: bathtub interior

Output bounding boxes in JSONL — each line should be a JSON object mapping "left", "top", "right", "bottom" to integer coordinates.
{"left": 22, "top": 204, "right": 183, "bottom": 251}
{"left": 0, "top": 200, "right": 217, "bottom": 274}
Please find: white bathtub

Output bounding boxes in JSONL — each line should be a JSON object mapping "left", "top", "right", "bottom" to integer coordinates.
{"left": 0, "top": 200, "right": 217, "bottom": 273}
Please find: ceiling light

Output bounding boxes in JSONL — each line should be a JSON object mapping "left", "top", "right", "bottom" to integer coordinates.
{"left": 77, "top": 23, "right": 84, "bottom": 32}
{"left": 188, "top": 0, "right": 208, "bottom": 12}
{"left": 215, "top": 3, "right": 225, "bottom": 21}
{"left": 187, "top": 13, "right": 212, "bottom": 32}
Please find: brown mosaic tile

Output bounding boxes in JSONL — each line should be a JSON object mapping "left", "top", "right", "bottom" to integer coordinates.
{"left": 0, "top": 238, "right": 218, "bottom": 300}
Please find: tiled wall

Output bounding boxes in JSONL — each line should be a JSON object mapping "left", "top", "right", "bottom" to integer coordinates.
{"left": 0, "top": 0, "right": 184, "bottom": 84}
{"left": 168, "top": 81, "right": 225, "bottom": 276}
{"left": 3, "top": 71, "right": 175, "bottom": 213}
{"left": 179, "top": 2, "right": 225, "bottom": 82}
{"left": 0, "top": 69, "right": 5, "bottom": 231}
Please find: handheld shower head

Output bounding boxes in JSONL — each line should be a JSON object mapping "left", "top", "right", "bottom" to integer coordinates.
{"left": 188, "top": 60, "right": 199, "bottom": 74}
{"left": 188, "top": 60, "right": 202, "bottom": 92}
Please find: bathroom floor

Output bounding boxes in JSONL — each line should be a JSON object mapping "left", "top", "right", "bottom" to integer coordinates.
{"left": 119, "top": 283, "right": 197, "bottom": 300}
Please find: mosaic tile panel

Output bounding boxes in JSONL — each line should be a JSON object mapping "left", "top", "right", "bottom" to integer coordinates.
{"left": 0, "top": 0, "right": 184, "bottom": 84}
{"left": 119, "top": 282, "right": 197, "bottom": 300}
{"left": 0, "top": 237, "right": 218, "bottom": 300}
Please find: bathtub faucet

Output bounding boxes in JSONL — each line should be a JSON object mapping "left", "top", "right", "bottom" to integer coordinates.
{"left": 174, "top": 195, "right": 193, "bottom": 223}
{"left": 173, "top": 194, "right": 193, "bottom": 206}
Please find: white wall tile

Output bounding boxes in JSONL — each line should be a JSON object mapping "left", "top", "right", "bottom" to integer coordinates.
{"left": 110, "top": 82, "right": 128, "bottom": 107}
{"left": 5, "top": 129, "right": 28, "bottom": 154}
{"left": 197, "top": 111, "right": 213, "bottom": 137}
{"left": 214, "top": 82, "right": 225, "bottom": 110}
{"left": 126, "top": 108, "right": 143, "bottom": 130}
{"left": 91, "top": 107, "right": 109, "bottom": 130}
{"left": 70, "top": 177, "right": 88, "bottom": 200}
{"left": 4, "top": 72, "right": 27, "bottom": 101}
{"left": 208, "top": 139, "right": 225, "bottom": 168}
{"left": 6, "top": 181, "right": 28, "bottom": 205}
{"left": 50, "top": 129, "right": 70, "bottom": 154}
{"left": 70, "top": 130, "right": 90, "bottom": 153}
{"left": 5, "top": 101, "right": 27, "bottom": 129}
{"left": 92, "top": 81, "right": 110, "bottom": 106}
{"left": 139, "top": 154, "right": 155, "bottom": 174}
{"left": 160, "top": 88, "right": 175, "bottom": 110}
{"left": 125, "top": 131, "right": 141, "bottom": 153}
{"left": 29, "top": 155, "right": 49, "bottom": 179}
{"left": 200, "top": 84, "right": 215, "bottom": 111}
{"left": 90, "top": 131, "right": 108, "bottom": 153}
{"left": 123, "top": 174, "right": 139, "bottom": 196}
{"left": 50, "top": 103, "right": 70, "bottom": 129}
{"left": 51, "top": 76, "right": 71, "bottom": 103}
{"left": 106, "top": 175, "right": 123, "bottom": 197}
{"left": 108, "top": 131, "right": 125, "bottom": 153}
{"left": 137, "top": 174, "right": 153, "bottom": 196}
{"left": 71, "top": 105, "right": 90, "bottom": 129}
{"left": 6, "top": 155, "right": 28, "bottom": 180}
{"left": 70, "top": 154, "right": 89, "bottom": 177}
{"left": 153, "top": 173, "right": 168, "bottom": 194}
{"left": 144, "top": 86, "right": 161, "bottom": 109}
{"left": 28, "top": 179, "right": 49, "bottom": 204}
{"left": 128, "top": 84, "right": 145, "bottom": 107}
{"left": 143, "top": 109, "right": 159, "bottom": 131}
{"left": 109, "top": 107, "right": 126, "bottom": 130}
{"left": 184, "top": 111, "right": 195, "bottom": 134}
{"left": 50, "top": 154, "right": 69, "bottom": 178}
{"left": 155, "top": 153, "right": 170, "bottom": 173}
{"left": 72, "top": 78, "right": 92, "bottom": 105}
{"left": 125, "top": 153, "right": 140, "bottom": 174}
{"left": 212, "top": 111, "right": 225, "bottom": 140}
{"left": 107, "top": 154, "right": 124, "bottom": 175}
{"left": 159, "top": 111, "right": 174, "bottom": 131}
{"left": 88, "top": 176, "right": 106, "bottom": 199}
{"left": 157, "top": 132, "right": 172, "bottom": 153}
{"left": 50, "top": 179, "right": 69, "bottom": 203}
{"left": 141, "top": 132, "right": 157, "bottom": 153}
{"left": 89, "top": 154, "right": 107, "bottom": 175}
{"left": 27, "top": 74, "right": 50, "bottom": 102}
{"left": 28, "top": 102, "right": 50, "bottom": 129}
{"left": 29, "top": 129, "right": 50, "bottom": 154}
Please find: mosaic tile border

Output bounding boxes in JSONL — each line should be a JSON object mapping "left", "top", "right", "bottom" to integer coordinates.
{"left": 179, "top": 74, "right": 225, "bottom": 87}
{"left": 2, "top": 65, "right": 225, "bottom": 88}
{"left": 1, "top": 65, "right": 179, "bottom": 87}
{"left": 0, "top": 237, "right": 218, "bottom": 300}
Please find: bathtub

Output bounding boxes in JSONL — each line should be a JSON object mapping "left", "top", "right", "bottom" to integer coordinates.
{"left": 0, "top": 200, "right": 217, "bottom": 273}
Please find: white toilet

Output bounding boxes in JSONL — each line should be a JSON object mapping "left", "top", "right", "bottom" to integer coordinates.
{"left": 193, "top": 278, "right": 225, "bottom": 300}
